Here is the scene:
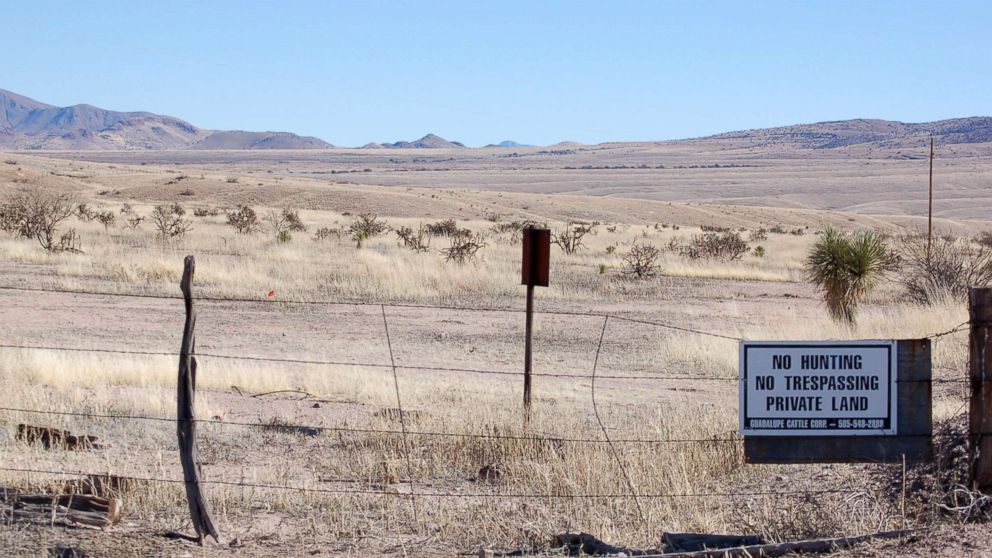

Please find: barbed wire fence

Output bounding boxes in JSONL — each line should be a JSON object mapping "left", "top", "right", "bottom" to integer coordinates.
{"left": 0, "top": 283, "right": 976, "bottom": 541}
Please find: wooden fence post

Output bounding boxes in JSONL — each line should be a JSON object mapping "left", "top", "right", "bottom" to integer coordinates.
{"left": 970, "top": 287, "right": 992, "bottom": 491}
{"left": 521, "top": 228, "right": 550, "bottom": 425}
{"left": 178, "top": 255, "right": 219, "bottom": 544}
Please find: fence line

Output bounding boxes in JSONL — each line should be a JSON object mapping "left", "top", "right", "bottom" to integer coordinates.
{"left": 0, "top": 406, "right": 745, "bottom": 445}
{"left": 0, "top": 284, "right": 745, "bottom": 341}
{"left": 0, "top": 342, "right": 741, "bottom": 382}
{"left": 0, "top": 465, "right": 864, "bottom": 500}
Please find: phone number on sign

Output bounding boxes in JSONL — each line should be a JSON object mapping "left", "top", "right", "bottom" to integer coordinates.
{"left": 837, "top": 419, "right": 886, "bottom": 429}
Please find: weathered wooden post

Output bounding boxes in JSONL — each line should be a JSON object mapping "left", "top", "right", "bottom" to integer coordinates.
{"left": 177, "top": 255, "right": 219, "bottom": 544}
{"left": 521, "top": 228, "right": 550, "bottom": 424}
{"left": 969, "top": 287, "right": 992, "bottom": 491}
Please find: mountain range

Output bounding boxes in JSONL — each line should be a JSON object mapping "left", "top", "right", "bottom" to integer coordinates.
{"left": 2, "top": 88, "right": 991, "bottom": 151}
{"left": 0, "top": 88, "right": 331, "bottom": 150}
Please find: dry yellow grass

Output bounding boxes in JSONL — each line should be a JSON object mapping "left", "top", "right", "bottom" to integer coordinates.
{"left": 0, "top": 158, "right": 985, "bottom": 556}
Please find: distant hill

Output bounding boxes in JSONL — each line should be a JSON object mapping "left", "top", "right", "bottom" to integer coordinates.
{"left": 484, "top": 140, "right": 532, "bottom": 148}
{"left": 0, "top": 88, "right": 332, "bottom": 150}
{"left": 373, "top": 133, "right": 466, "bottom": 149}
{"left": 703, "top": 117, "right": 992, "bottom": 150}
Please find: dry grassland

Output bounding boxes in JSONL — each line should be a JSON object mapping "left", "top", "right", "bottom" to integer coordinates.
{"left": 0, "top": 151, "right": 987, "bottom": 556}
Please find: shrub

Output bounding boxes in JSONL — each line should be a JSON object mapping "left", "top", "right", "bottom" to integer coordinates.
{"left": 1, "top": 191, "right": 82, "bottom": 252}
{"left": 95, "top": 210, "right": 116, "bottom": 230}
{"left": 227, "top": 205, "right": 260, "bottom": 234}
{"left": 264, "top": 207, "right": 307, "bottom": 241}
{"left": 805, "top": 227, "right": 896, "bottom": 323}
{"left": 700, "top": 224, "right": 731, "bottom": 233}
{"left": 440, "top": 232, "right": 486, "bottom": 263}
{"left": 753, "top": 245, "right": 766, "bottom": 258}
{"left": 895, "top": 232, "right": 992, "bottom": 305}
{"left": 424, "top": 219, "right": 465, "bottom": 237}
{"left": 551, "top": 221, "right": 596, "bottom": 255}
{"left": 750, "top": 228, "right": 768, "bottom": 242}
{"left": 150, "top": 203, "right": 192, "bottom": 239}
{"left": 605, "top": 245, "right": 616, "bottom": 255}
{"left": 620, "top": 242, "right": 660, "bottom": 279}
{"left": 313, "top": 227, "right": 341, "bottom": 242}
{"left": 976, "top": 231, "right": 992, "bottom": 248}
{"left": 120, "top": 203, "right": 144, "bottom": 230}
{"left": 672, "top": 232, "right": 749, "bottom": 261}
{"left": 349, "top": 213, "right": 389, "bottom": 240}
{"left": 395, "top": 225, "right": 431, "bottom": 252}
{"left": 76, "top": 203, "right": 97, "bottom": 222}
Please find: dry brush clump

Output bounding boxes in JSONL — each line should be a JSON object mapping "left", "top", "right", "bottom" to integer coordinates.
{"left": 440, "top": 231, "right": 487, "bottom": 263}
{"left": 0, "top": 190, "right": 82, "bottom": 253}
{"left": 395, "top": 224, "right": 431, "bottom": 252}
{"left": 264, "top": 207, "right": 308, "bottom": 242}
{"left": 226, "top": 205, "right": 260, "bottom": 234}
{"left": 620, "top": 241, "right": 661, "bottom": 279}
{"left": 150, "top": 203, "right": 192, "bottom": 239}
{"left": 670, "top": 231, "right": 750, "bottom": 261}
{"left": 349, "top": 213, "right": 389, "bottom": 248}
{"left": 894, "top": 232, "right": 992, "bottom": 305}
{"left": 552, "top": 221, "right": 597, "bottom": 255}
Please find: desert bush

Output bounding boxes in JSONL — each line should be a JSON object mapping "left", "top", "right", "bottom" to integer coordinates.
{"left": 313, "top": 227, "right": 342, "bottom": 242}
{"left": 440, "top": 232, "right": 486, "bottom": 263}
{"left": 395, "top": 225, "right": 431, "bottom": 253}
{"left": 1, "top": 191, "right": 82, "bottom": 252}
{"left": 700, "top": 224, "right": 731, "bottom": 233}
{"left": 805, "top": 227, "right": 896, "bottom": 324}
{"left": 95, "top": 210, "right": 116, "bottom": 230}
{"left": 753, "top": 245, "right": 766, "bottom": 258}
{"left": 671, "top": 232, "right": 749, "bottom": 261}
{"left": 551, "top": 221, "right": 596, "bottom": 255}
{"left": 769, "top": 225, "right": 787, "bottom": 234}
{"left": 349, "top": 213, "right": 389, "bottom": 240}
{"left": 226, "top": 205, "right": 260, "bottom": 234}
{"left": 895, "top": 232, "right": 992, "bottom": 305}
{"left": 76, "top": 203, "right": 97, "bottom": 222}
{"left": 976, "top": 231, "right": 992, "bottom": 248}
{"left": 119, "top": 203, "right": 144, "bottom": 230}
{"left": 225, "top": 177, "right": 239, "bottom": 183}
{"left": 425, "top": 219, "right": 466, "bottom": 238}
{"left": 193, "top": 206, "right": 221, "bottom": 218}
{"left": 620, "top": 241, "right": 660, "bottom": 279}
{"left": 605, "top": 245, "right": 616, "bottom": 255}
{"left": 750, "top": 228, "right": 768, "bottom": 242}
{"left": 150, "top": 203, "right": 192, "bottom": 239}
{"left": 264, "top": 207, "right": 308, "bottom": 241}
{"left": 490, "top": 221, "right": 523, "bottom": 235}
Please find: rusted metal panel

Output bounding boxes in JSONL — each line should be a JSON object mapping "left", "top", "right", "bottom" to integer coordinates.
{"left": 745, "top": 339, "right": 932, "bottom": 464}
{"left": 521, "top": 228, "right": 550, "bottom": 287}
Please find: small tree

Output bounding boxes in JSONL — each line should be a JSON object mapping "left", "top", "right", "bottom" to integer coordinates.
{"left": 895, "top": 232, "right": 992, "bottom": 305}
{"left": 95, "top": 210, "right": 116, "bottom": 230}
{"left": 552, "top": 221, "right": 596, "bottom": 255}
{"left": 1, "top": 191, "right": 81, "bottom": 252}
{"left": 348, "top": 213, "right": 389, "bottom": 247}
{"left": 150, "top": 203, "right": 192, "bottom": 239}
{"left": 120, "top": 203, "right": 144, "bottom": 230}
{"left": 441, "top": 232, "right": 486, "bottom": 263}
{"left": 805, "top": 227, "right": 896, "bottom": 324}
{"left": 263, "top": 208, "right": 307, "bottom": 242}
{"left": 395, "top": 224, "right": 431, "bottom": 252}
{"left": 227, "top": 205, "right": 260, "bottom": 234}
{"left": 620, "top": 242, "right": 660, "bottom": 279}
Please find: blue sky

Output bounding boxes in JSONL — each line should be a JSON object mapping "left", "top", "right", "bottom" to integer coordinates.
{"left": 2, "top": 1, "right": 989, "bottom": 146}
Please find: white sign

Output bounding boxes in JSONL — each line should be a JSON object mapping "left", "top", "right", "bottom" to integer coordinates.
{"left": 739, "top": 341, "right": 897, "bottom": 436}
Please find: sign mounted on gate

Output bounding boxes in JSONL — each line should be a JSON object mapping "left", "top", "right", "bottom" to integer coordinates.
{"left": 740, "top": 341, "right": 897, "bottom": 437}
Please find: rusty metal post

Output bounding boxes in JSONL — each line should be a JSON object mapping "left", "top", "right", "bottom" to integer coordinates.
{"left": 970, "top": 287, "right": 992, "bottom": 491}
{"left": 521, "top": 228, "right": 550, "bottom": 425}
{"left": 524, "top": 283, "right": 535, "bottom": 421}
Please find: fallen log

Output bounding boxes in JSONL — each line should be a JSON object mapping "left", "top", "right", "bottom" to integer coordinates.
{"left": 635, "top": 528, "right": 922, "bottom": 557}
{"left": 7, "top": 493, "right": 121, "bottom": 527}
{"left": 16, "top": 424, "right": 99, "bottom": 450}
{"left": 663, "top": 532, "right": 765, "bottom": 552}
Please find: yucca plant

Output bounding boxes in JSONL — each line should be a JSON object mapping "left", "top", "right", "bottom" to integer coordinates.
{"left": 805, "top": 227, "right": 896, "bottom": 324}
